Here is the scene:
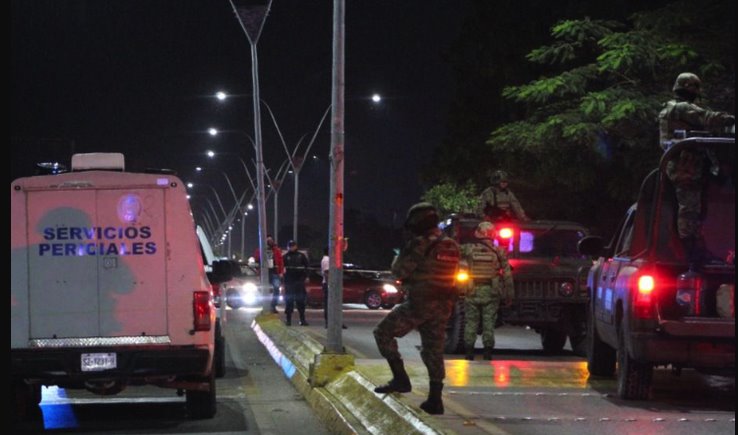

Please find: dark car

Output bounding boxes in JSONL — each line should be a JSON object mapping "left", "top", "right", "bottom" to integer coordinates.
{"left": 305, "top": 268, "right": 404, "bottom": 310}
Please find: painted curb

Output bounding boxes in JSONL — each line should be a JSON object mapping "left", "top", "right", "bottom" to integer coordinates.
{"left": 252, "top": 315, "right": 450, "bottom": 435}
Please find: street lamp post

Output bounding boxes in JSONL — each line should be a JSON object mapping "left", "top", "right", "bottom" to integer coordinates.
{"left": 327, "top": 0, "right": 346, "bottom": 352}
{"left": 230, "top": 0, "right": 273, "bottom": 312}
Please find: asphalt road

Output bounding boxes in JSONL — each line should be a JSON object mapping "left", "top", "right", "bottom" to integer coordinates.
{"left": 14, "top": 307, "right": 330, "bottom": 434}
{"left": 299, "top": 305, "right": 736, "bottom": 435}
{"left": 15, "top": 304, "right": 735, "bottom": 435}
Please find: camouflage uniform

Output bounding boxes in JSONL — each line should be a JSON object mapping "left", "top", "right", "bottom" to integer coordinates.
{"left": 477, "top": 186, "right": 529, "bottom": 221}
{"left": 658, "top": 73, "right": 735, "bottom": 243}
{"left": 460, "top": 235, "right": 513, "bottom": 354}
{"left": 373, "top": 227, "right": 460, "bottom": 383}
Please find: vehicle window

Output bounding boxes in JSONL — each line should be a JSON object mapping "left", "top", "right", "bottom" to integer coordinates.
{"left": 518, "top": 229, "right": 587, "bottom": 258}
{"left": 614, "top": 214, "right": 635, "bottom": 257}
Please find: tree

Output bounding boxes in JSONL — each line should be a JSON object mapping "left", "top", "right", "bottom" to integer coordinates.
{"left": 421, "top": 181, "right": 479, "bottom": 217}
{"left": 428, "top": 0, "right": 735, "bottom": 236}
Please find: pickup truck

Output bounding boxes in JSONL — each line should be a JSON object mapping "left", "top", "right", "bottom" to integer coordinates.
{"left": 578, "top": 136, "right": 735, "bottom": 400}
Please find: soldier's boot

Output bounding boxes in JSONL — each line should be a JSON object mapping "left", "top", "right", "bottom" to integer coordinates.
{"left": 419, "top": 381, "right": 444, "bottom": 415}
{"left": 374, "top": 359, "right": 411, "bottom": 393}
{"left": 483, "top": 347, "right": 493, "bottom": 360}
{"left": 465, "top": 345, "right": 475, "bottom": 361}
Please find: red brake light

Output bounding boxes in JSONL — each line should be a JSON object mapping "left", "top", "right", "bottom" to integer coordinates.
{"left": 638, "top": 275, "right": 655, "bottom": 295}
{"left": 193, "top": 291, "right": 212, "bottom": 331}
{"left": 634, "top": 274, "right": 655, "bottom": 318}
{"left": 498, "top": 227, "right": 513, "bottom": 239}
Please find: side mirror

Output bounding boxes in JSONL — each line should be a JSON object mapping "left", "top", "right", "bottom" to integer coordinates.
{"left": 209, "top": 260, "right": 234, "bottom": 284}
{"left": 577, "top": 236, "right": 604, "bottom": 257}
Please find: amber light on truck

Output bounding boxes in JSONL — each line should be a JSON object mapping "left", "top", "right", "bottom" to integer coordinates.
{"left": 193, "top": 291, "right": 212, "bottom": 331}
{"left": 634, "top": 274, "right": 655, "bottom": 318}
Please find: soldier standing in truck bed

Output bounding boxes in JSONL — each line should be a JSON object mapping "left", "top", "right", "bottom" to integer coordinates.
{"left": 477, "top": 170, "right": 530, "bottom": 222}
{"left": 658, "top": 72, "right": 734, "bottom": 262}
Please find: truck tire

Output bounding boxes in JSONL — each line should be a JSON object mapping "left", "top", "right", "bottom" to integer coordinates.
{"left": 567, "top": 307, "right": 588, "bottom": 357}
{"left": 186, "top": 372, "right": 217, "bottom": 419}
{"left": 444, "top": 301, "right": 465, "bottom": 354}
{"left": 214, "top": 321, "right": 226, "bottom": 378}
{"left": 586, "top": 303, "right": 616, "bottom": 377}
{"left": 616, "top": 325, "right": 652, "bottom": 400}
{"left": 540, "top": 328, "right": 567, "bottom": 354}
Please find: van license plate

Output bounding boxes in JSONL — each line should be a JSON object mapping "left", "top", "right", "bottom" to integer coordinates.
{"left": 81, "top": 353, "right": 117, "bottom": 371}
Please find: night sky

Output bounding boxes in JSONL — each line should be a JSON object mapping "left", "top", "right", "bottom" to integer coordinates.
{"left": 12, "top": 1, "right": 467, "bottom": 251}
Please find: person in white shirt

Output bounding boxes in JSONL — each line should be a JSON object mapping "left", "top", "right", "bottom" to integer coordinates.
{"left": 321, "top": 246, "right": 347, "bottom": 329}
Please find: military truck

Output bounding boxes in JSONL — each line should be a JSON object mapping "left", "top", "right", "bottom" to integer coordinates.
{"left": 440, "top": 214, "right": 592, "bottom": 355}
{"left": 578, "top": 136, "right": 734, "bottom": 400}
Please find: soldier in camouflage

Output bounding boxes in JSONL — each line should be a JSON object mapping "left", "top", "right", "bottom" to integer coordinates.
{"left": 459, "top": 221, "right": 513, "bottom": 361}
{"left": 658, "top": 72, "right": 735, "bottom": 261}
{"left": 477, "top": 170, "right": 530, "bottom": 222}
{"left": 373, "top": 202, "right": 460, "bottom": 415}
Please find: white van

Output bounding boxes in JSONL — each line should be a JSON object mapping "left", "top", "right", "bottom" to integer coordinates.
{"left": 11, "top": 153, "right": 226, "bottom": 421}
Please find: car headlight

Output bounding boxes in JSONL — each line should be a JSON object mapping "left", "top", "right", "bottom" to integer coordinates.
{"left": 559, "top": 282, "right": 574, "bottom": 297}
{"left": 383, "top": 284, "right": 398, "bottom": 293}
{"left": 242, "top": 282, "right": 258, "bottom": 294}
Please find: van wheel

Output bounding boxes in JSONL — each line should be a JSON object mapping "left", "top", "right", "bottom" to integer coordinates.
{"left": 214, "top": 322, "right": 226, "bottom": 378}
{"left": 364, "top": 291, "right": 382, "bottom": 310}
{"left": 540, "top": 328, "right": 567, "bottom": 354}
{"left": 586, "top": 303, "right": 615, "bottom": 377}
{"left": 12, "top": 379, "right": 42, "bottom": 423}
{"left": 616, "top": 325, "right": 652, "bottom": 400}
{"left": 186, "top": 372, "right": 217, "bottom": 419}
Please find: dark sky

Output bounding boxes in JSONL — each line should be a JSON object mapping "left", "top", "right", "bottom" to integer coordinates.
{"left": 12, "top": 1, "right": 467, "bottom": 249}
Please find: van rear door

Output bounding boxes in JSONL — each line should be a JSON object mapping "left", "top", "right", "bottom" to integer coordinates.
{"left": 26, "top": 187, "right": 168, "bottom": 339}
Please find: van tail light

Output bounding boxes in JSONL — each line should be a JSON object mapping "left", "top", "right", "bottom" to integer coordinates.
{"left": 193, "top": 291, "right": 212, "bottom": 331}
{"left": 634, "top": 274, "right": 656, "bottom": 318}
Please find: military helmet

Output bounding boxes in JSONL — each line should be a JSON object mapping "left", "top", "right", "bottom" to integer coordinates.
{"left": 404, "top": 202, "right": 439, "bottom": 235}
{"left": 490, "top": 170, "right": 509, "bottom": 184}
{"left": 475, "top": 221, "right": 496, "bottom": 239}
{"left": 672, "top": 72, "right": 701, "bottom": 96}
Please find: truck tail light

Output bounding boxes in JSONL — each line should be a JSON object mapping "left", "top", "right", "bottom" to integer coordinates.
{"left": 634, "top": 274, "right": 656, "bottom": 318}
{"left": 498, "top": 227, "right": 514, "bottom": 239}
{"left": 193, "top": 291, "right": 212, "bottom": 331}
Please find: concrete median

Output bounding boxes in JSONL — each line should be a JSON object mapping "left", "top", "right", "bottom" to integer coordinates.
{"left": 251, "top": 313, "right": 448, "bottom": 435}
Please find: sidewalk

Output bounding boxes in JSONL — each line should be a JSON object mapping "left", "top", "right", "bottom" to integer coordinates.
{"left": 251, "top": 313, "right": 451, "bottom": 435}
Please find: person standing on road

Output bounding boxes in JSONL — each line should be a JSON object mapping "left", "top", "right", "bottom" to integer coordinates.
{"left": 252, "top": 234, "right": 284, "bottom": 313}
{"left": 283, "top": 240, "right": 310, "bottom": 326}
{"left": 459, "top": 221, "right": 514, "bottom": 361}
{"left": 373, "top": 202, "right": 460, "bottom": 415}
{"left": 321, "top": 246, "right": 347, "bottom": 329}
{"left": 658, "top": 72, "right": 735, "bottom": 262}
{"left": 477, "top": 170, "right": 530, "bottom": 222}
